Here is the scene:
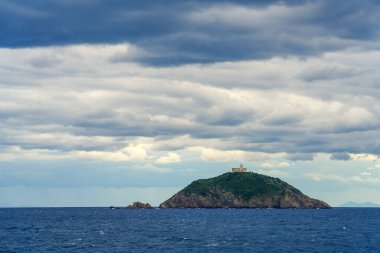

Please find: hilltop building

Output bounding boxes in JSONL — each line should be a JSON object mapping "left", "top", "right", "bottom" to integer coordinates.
{"left": 232, "top": 163, "right": 247, "bottom": 173}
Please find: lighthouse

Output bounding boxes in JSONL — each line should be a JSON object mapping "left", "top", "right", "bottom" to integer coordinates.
{"left": 231, "top": 163, "right": 247, "bottom": 173}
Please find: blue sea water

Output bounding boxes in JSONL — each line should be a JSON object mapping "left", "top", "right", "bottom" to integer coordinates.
{"left": 1, "top": 208, "right": 379, "bottom": 252}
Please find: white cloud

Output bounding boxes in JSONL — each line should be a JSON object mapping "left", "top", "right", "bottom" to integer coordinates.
{"left": 277, "top": 162, "right": 290, "bottom": 167}
{"left": 1, "top": 44, "right": 380, "bottom": 161}
{"left": 307, "top": 173, "right": 380, "bottom": 184}
{"left": 0, "top": 143, "right": 151, "bottom": 162}
{"left": 256, "top": 169, "right": 289, "bottom": 178}
{"left": 351, "top": 154, "right": 378, "bottom": 161}
{"left": 200, "top": 148, "right": 270, "bottom": 162}
{"left": 261, "top": 162, "right": 273, "bottom": 168}
{"left": 155, "top": 152, "right": 181, "bottom": 164}
{"left": 307, "top": 173, "right": 348, "bottom": 183}
{"left": 73, "top": 150, "right": 129, "bottom": 162}
{"left": 0, "top": 146, "right": 64, "bottom": 160}
{"left": 72, "top": 144, "right": 147, "bottom": 162}
{"left": 350, "top": 176, "right": 380, "bottom": 184}
{"left": 260, "top": 161, "right": 290, "bottom": 168}
{"left": 121, "top": 145, "right": 149, "bottom": 161}
{"left": 186, "top": 3, "right": 318, "bottom": 30}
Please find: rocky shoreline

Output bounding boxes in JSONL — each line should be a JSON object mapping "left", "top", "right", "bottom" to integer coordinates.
{"left": 109, "top": 201, "right": 153, "bottom": 209}
{"left": 110, "top": 172, "right": 330, "bottom": 209}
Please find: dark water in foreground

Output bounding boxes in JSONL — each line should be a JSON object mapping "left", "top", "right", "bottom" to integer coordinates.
{"left": 1, "top": 208, "right": 379, "bottom": 252}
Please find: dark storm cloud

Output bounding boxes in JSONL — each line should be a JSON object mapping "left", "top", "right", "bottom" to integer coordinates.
{"left": 330, "top": 153, "right": 352, "bottom": 161}
{"left": 1, "top": 0, "right": 380, "bottom": 160}
{"left": 284, "top": 153, "right": 315, "bottom": 161}
{"left": 297, "top": 65, "right": 361, "bottom": 82}
{"left": 1, "top": 0, "right": 379, "bottom": 66}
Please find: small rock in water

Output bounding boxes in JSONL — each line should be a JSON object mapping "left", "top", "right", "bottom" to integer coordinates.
{"left": 127, "top": 201, "right": 153, "bottom": 209}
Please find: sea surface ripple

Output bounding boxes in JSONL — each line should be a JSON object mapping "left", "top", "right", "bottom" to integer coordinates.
{"left": 1, "top": 208, "right": 379, "bottom": 252}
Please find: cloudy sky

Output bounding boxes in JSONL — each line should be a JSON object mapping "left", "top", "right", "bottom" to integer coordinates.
{"left": 1, "top": 0, "right": 380, "bottom": 207}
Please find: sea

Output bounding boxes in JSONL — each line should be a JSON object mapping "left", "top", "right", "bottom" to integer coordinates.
{"left": 1, "top": 207, "right": 379, "bottom": 252}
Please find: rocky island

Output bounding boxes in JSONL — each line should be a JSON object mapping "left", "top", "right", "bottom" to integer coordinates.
{"left": 127, "top": 201, "right": 153, "bottom": 209}
{"left": 160, "top": 166, "right": 330, "bottom": 209}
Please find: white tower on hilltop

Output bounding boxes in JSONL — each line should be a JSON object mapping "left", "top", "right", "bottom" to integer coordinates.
{"left": 231, "top": 163, "right": 247, "bottom": 173}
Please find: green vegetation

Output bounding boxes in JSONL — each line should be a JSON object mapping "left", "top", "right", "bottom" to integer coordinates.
{"left": 181, "top": 172, "right": 302, "bottom": 200}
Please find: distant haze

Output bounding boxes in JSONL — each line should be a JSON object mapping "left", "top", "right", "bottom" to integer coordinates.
{"left": 339, "top": 202, "right": 380, "bottom": 208}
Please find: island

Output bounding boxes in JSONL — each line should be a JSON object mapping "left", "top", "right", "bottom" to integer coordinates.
{"left": 127, "top": 201, "right": 153, "bottom": 209}
{"left": 160, "top": 164, "right": 330, "bottom": 209}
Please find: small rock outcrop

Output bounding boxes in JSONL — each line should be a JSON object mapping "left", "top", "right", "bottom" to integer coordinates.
{"left": 127, "top": 201, "right": 152, "bottom": 209}
{"left": 159, "top": 172, "right": 330, "bottom": 209}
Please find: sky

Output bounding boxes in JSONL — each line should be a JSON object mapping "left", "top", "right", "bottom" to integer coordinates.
{"left": 1, "top": 0, "right": 380, "bottom": 207}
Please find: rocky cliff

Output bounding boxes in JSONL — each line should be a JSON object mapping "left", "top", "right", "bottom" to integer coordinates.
{"left": 159, "top": 172, "right": 330, "bottom": 209}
